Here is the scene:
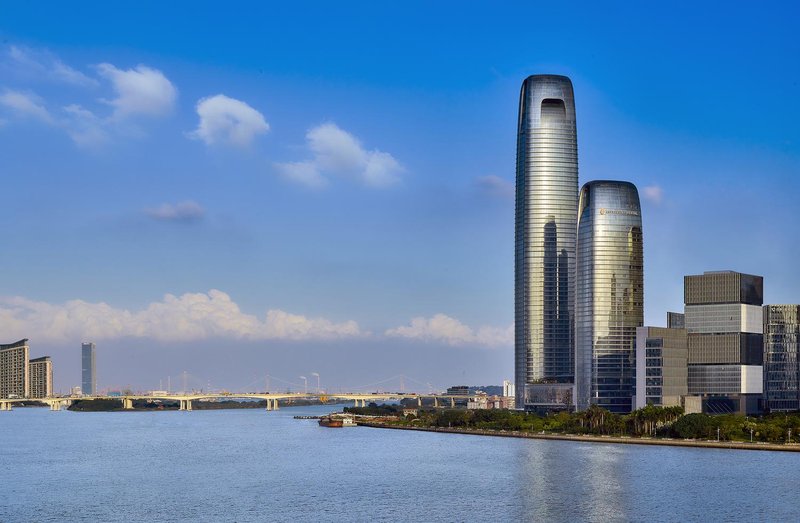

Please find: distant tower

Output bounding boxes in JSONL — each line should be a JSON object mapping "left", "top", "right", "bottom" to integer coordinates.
{"left": 515, "top": 75, "right": 579, "bottom": 411}
{"left": 81, "top": 342, "right": 96, "bottom": 395}
{"left": 575, "top": 181, "right": 644, "bottom": 413}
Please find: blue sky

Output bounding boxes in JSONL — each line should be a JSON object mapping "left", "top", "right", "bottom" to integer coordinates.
{"left": 1, "top": 2, "right": 799, "bottom": 392}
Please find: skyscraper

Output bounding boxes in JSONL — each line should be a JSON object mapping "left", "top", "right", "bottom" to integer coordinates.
{"left": 81, "top": 342, "right": 96, "bottom": 395}
{"left": 575, "top": 181, "right": 643, "bottom": 413}
{"left": 515, "top": 75, "right": 578, "bottom": 411}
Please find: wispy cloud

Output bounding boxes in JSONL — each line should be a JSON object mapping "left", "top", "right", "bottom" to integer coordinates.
{"left": 190, "top": 94, "right": 269, "bottom": 147}
{"left": 386, "top": 314, "right": 513, "bottom": 349}
{"left": 277, "top": 122, "right": 403, "bottom": 188}
{"left": 0, "top": 290, "right": 364, "bottom": 343}
{"left": 6, "top": 45, "right": 98, "bottom": 88}
{"left": 642, "top": 185, "right": 664, "bottom": 204}
{"left": 145, "top": 200, "right": 206, "bottom": 222}
{"left": 0, "top": 90, "right": 54, "bottom": 123}
{"left": 475, "top": 175, "right": 514, "bottom": 199}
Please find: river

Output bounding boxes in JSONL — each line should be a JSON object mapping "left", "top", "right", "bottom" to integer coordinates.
{"left": 1, "top": 405, "right": 796, "bottom": 522}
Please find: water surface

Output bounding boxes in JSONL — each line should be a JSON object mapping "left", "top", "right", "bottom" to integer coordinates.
{"left": 1, "top": 405, "right": 795, "bottom": 522}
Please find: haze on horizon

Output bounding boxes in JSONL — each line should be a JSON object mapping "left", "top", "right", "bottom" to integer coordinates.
{"left": 1, "top": 2, "right": 798, "bottom": 393}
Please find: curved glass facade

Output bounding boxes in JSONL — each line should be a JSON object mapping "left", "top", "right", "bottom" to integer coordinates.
{"left": 575, "top": 181, "right": 643, "bottom": 413}
{"left": 514, "top": 75, "right": 578, "bottom": 409}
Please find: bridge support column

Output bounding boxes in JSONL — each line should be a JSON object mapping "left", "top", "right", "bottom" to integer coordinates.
{"left": 450, "top": 398, "right": 455, "bottom": 408}
{"left": 123, "top": 398, "right": 134, "bottom": 410}
{"left": 273, "top": 399, "right": 279, "bottom": 410}
{"left": 50, "top": 401, "right": 60, "bottom": 411}
{"left": 266, "top": 398, "right": 272, "bottom": 411}
{"left": 1, "top": 401, "right": 11, "bottom": 411}
{"left": 417, "top": 397, "right": 422, "bottom": 407}
{"left": 179, "top": 400, "right": 186, "bottom": 411}
{"left": 185, "top": 399, "right": 192, "bottom": 411}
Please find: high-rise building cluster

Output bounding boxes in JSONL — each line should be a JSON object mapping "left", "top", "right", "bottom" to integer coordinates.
{"left": 515, "top": 74, "right": 800, "bottom": 415}
{"left": 0, "top": 339, "right": 53, "bottom": 399}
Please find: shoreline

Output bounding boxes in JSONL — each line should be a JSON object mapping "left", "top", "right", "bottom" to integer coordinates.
{"left": 359, "top": 422, "right": 800, "bottom": 453}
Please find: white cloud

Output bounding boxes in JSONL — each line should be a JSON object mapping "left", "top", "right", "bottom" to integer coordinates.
{"left": 190, "top": 94, "right": 269, "bottom": 147}
{"left": 280, "top": 122, "right": 403, "bottom": 188}
{"left": 0, "top": 290, "right": 363, "bottom": 343}
{"left": 0, "top": 90, "right": 54, "bottom": 123}
{"left": 386, "top": 314, "right": 513, "bottom": 349}
{"left": 476, "top": 175, "right": 514, "bottom": 199}
{"left": 643, "top": 185, "right": 663, "bottom": 204}
{"left": 97, "top": 63, "right": 177, "bottom": 119}
{"left": 145, "top": 200, "right": 206, "bottom": 222}
{"left": 7, "top": 45, "right": 98, "bottom": 88}
{"left": 62, "top": 104, "right": 109, "bottom": 147}
{"left": 274, "top": 161, "right": 328, "bottom": 189}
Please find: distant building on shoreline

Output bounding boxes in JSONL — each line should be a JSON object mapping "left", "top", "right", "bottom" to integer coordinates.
{"left": 82, "top": 342, "right": 96, "bottom": 395}
{"left": 29, "top": 356, "right": 53, "bottom": 399}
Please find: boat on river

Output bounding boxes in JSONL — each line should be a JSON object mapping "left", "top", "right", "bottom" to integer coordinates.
{"left": 318, "top": 415, "right": 356, "bottom": 428}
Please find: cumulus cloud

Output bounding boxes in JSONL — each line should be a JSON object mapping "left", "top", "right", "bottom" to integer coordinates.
{"left": 0, "top": 90, "right": 54, "bottom": 123}
{"left": 7, "top": 45, "right": 98, "bottom": 88}
{"left": 190, "top": 94, "right": 269, "bottom": 147}
{"left": 0, "top": 290, "right": 363, "bottom": 343}
{"left": 145, "top": 200, "right": 206, "bottom": 222}
{"left": 475, "top": 175, "right": 514, "bottom": 199}
{"left": 642, "top": 185, "right": 664, "bottom": 204}
{"left": 386, "top": 314, "right": 513, "bottom": 349}
{"left": 279, "top": 122, "right": 403, "bottom": 188}
{"left": 97, "top": 63, "right": 177, "bottom": 119}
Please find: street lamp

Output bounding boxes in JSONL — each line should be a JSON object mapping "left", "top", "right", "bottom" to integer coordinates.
{"left": 311, "top": 372, "right": 320, "bottom": 393}
{"left": 299, "top": 376, "right": 308, "bottom": 394}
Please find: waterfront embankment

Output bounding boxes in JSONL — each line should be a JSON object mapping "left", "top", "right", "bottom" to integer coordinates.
{"left": 358, "top": 422, "right": 800, "bottom": 452}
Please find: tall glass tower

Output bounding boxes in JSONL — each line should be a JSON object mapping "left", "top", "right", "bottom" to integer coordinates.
{"left": 515, "top": 75, "right": 578, "bottom": 410}
{"left": 575, "top": 181, "right": 643, "bottom": 413}
{"left": 81, "top": 342, "right": 96, "bottom": 395}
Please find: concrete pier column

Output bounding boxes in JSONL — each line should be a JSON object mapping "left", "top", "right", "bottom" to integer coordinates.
{"left": 179, "top": 400, "right": 186, "bottom": 411}
{"left": 123, "top": 398, "right": 134, "bottom": 410}
{"left": 185, "top": 399, "right": 192, "bottom": 411}
{"left": 450, "top": 398, "right": 455, "bottom": 408}
{"left": 266, "top": 398, "right": 272, "bottom": 411}
{"left": 417, "top": 397, "right": 422, "bottom": 407}
{"left": 273, "top": 399, "right": 279, "bottom": 410}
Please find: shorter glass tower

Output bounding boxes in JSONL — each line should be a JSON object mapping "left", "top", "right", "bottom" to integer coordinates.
{"left": 575, "top": 181, "right": 643, "bottom": 413}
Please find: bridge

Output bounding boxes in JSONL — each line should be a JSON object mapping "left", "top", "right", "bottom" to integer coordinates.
{"left": 0, "top": 392, "right": 473, "bottom": 412}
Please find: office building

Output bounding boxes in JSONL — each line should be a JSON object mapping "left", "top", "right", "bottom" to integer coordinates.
{"left": 446, "top": 386, "right": 470, "bottom": 396}
{"left": 81, "top": 342, "right": 96, "bottom": 395}
{"left": 763, "top": 305, "right": 800, "bottom": 412}
{"left": 0, "top": 339, "right": 30, "bottom": 398}
{"left": 667, "top": 312, "right": 685, "bottom": 329}
{"left": 515, "top": 74, "right": 578, "bottom": 411}
{"left": 685, "top": 271, "right": 763, "bottom": 414}
{"left": 634, "top": 326, "right": 688, "bottom": 409}
{"left": 29, "top": 356, "right": 53, "bottom": 399}
{"left": 575, "top": 181, "right": 643, "bottom": 413}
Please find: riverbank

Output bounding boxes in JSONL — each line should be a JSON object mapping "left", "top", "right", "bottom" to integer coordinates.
{"left": 359, "top": 422, "right": 800, "bottom": 452}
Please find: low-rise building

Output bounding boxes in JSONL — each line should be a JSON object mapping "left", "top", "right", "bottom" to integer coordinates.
{"left": 635, "top": 326, "right": 688, "bottom": 409}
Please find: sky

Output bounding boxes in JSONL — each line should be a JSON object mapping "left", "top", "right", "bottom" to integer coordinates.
{"left": 1, "top": 2, "right": 799, "bottom": 393}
